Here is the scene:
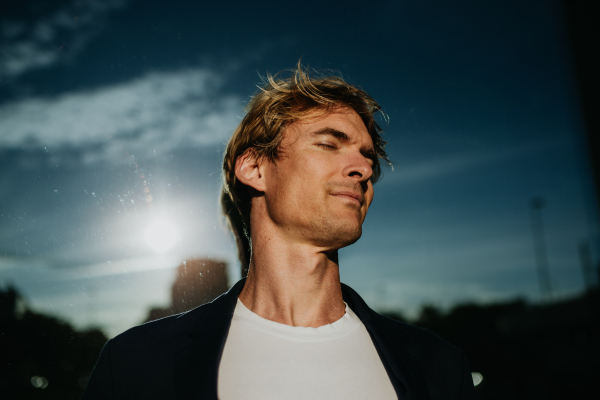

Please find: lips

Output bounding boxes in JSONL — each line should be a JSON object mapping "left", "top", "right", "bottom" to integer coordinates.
{"left": 330, "top": 190, "right": 364, "bottom": 206}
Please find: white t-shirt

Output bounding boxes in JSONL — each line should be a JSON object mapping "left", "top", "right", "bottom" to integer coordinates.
{"left": 217, "top": 299, "right": 397, "bottom": 400}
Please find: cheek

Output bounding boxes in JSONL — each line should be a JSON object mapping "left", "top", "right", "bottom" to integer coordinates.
{"left": 366, "top": 183, "right": 374, "bottom": 203}
{"left": 271, "top": 153, "right": 330, "bottom": 205}
{"left": 272, "top": 163, "right": 311, "bottom": 207}
{"left": 363, "top": 187, "right": 374, "bottom": 213}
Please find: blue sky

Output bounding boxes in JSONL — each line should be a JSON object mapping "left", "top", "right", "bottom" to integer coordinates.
{"left": 1, "top": 0, "right": 598, "bottom": 337}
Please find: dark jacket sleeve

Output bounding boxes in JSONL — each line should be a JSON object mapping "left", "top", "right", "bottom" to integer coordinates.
{"left": 458, "top": 350, "right": 477, "bottom": 400}
{"left": 81, "top": 339, "right": 115, "bottom": 399}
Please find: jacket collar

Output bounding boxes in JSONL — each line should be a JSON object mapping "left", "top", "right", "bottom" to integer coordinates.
{"left": 341, "top": 283, "right": 431, "bottom": 400}
{"left": 174, "top": 278, "right": 245, "bottom": 399}
{"left": 175, "top": 278, "right": 430, "bottom": 400}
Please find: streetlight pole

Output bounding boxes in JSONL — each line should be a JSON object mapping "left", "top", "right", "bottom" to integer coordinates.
{"left": 529, "top": 196, "right": 553, "bottom": 302}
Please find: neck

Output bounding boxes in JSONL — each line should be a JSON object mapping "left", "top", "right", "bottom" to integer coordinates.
{"left": 238, "top": 222, "right": 346, "bottom": 328}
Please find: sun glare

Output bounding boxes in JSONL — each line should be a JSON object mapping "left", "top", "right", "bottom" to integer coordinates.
{"left": 143, "top": 217, "right": 178, "bottom": 253}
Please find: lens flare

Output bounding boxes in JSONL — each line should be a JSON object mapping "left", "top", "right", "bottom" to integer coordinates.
{"left": 143, "top": 217, "right": 178, "bottom": 253}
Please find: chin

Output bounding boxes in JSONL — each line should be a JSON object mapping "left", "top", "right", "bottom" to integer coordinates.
{"left": 309, "top": 218, "right": 363, "bottom": 249}
{"left": 336, "top": 231, "right": 362, "bottom": 248}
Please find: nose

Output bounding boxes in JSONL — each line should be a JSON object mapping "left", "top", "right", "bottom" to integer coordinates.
{"left": 342, "top": 153, "right": 373, "bottom": 184}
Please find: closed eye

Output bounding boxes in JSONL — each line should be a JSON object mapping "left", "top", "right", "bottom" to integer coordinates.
{"left": 317, "top": 142, "right": 336, "bottom": 150}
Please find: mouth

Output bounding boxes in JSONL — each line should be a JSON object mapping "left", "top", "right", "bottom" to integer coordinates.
{"left": 330, "top": 190, "right": 364, "bottom": 207}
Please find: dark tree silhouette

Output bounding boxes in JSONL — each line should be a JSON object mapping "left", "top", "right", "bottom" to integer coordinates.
{"left": 389, "top": 289, "right": 600, "bottom": 400}
{"left": 0, "top": 285, "right": 107, "bottom": 400}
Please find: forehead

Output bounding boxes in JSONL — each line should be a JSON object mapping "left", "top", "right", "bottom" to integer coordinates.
{"left": 284, "top": 107, "right": 372, "bottom": 146}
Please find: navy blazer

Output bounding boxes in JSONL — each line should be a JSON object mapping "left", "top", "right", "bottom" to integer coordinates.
{"left": 82, "top": 278, "right": 476, "bottom": 399}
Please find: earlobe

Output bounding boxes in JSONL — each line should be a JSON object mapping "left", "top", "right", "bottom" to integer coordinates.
{"left": 234, "top": 149, "right": 267, "bottom": 192}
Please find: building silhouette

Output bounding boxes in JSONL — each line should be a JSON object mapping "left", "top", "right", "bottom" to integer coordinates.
{"left": 144, "top": 258, "right": 230, "bottom": 322}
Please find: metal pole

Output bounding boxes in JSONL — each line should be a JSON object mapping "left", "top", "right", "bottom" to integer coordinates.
{"left": 578, "top": 241, "right": 595, "bottom": 290}
{"left": 529, "top": 197, "right": 553, "bottom": 302}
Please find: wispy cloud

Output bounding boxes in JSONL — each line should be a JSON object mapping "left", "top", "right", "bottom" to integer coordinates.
{"left": 0, "top": 68, "right": 242, "bottom": 164}
{"left": 381, "top": 139, "right": 562, "bottom": 186}
{"left": 0, "top": 0, "right": 130, "bottom": 80}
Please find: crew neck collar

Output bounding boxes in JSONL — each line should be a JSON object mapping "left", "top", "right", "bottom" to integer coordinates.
{"left": 232, "top": 298, "right": 360, "bottom": 342}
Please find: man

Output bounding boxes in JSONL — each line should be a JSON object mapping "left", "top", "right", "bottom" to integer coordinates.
{"left": 83, "top": 65, "right": 476, "bottom": 399}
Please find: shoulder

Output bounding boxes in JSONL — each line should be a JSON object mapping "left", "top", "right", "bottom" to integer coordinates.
{"left": 105, "top": 279, "right": 244, "bottom": 365}
{"left": 368, "top": 311, "right": 475, "bottom": 399}
{"left": 107, "top": 302, "right": 211, "bottom": 364}
{"left": 84, "top": 282, "right": 244, "bottom": 399}
{"left": 370, "top": 311, "right": 463, "bottom": 363}
{"left": 342, "top": 283, "right": 474, "bottom": 397}
{"left": 343, "top": 283, "right": 459, "bottom": 359}
{"left": 342, "top": 282, "right": 462, "bottom": 362}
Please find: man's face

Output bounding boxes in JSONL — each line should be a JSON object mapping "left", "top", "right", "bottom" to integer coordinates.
{"left": 260, "top": 107, "right": 376, "bottom": 250}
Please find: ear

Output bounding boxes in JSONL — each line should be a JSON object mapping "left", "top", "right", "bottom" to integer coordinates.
{"left": 234, "top": 149, "right": 267, "bottom": 192}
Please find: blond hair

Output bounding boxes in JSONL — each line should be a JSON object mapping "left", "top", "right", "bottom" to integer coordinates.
{"left": 222, "top": 63, "right": 391, "bottom": 274}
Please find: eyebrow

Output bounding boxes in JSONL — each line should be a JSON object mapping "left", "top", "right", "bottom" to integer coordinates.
{"left": 311, "top": 127, "right": 377, "bottom": 161}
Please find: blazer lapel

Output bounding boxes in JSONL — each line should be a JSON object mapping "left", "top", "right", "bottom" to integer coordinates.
{"left": 174, "top": 278, "right": 246, "bottom": 399}
{"left": 342, "top": 283, "right": 432, "bottom": 400}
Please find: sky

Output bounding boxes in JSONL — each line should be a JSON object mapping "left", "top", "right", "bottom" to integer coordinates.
{"left": 1, "top": 0, "right": 598, "bottom": 337}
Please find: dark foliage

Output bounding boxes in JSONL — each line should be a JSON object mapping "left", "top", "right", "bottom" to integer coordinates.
{"left": 404, "top": 289, "right": 600, "bottom": 399}
{"left": 0, "top": 285, "right": 107, "bottom": 400}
